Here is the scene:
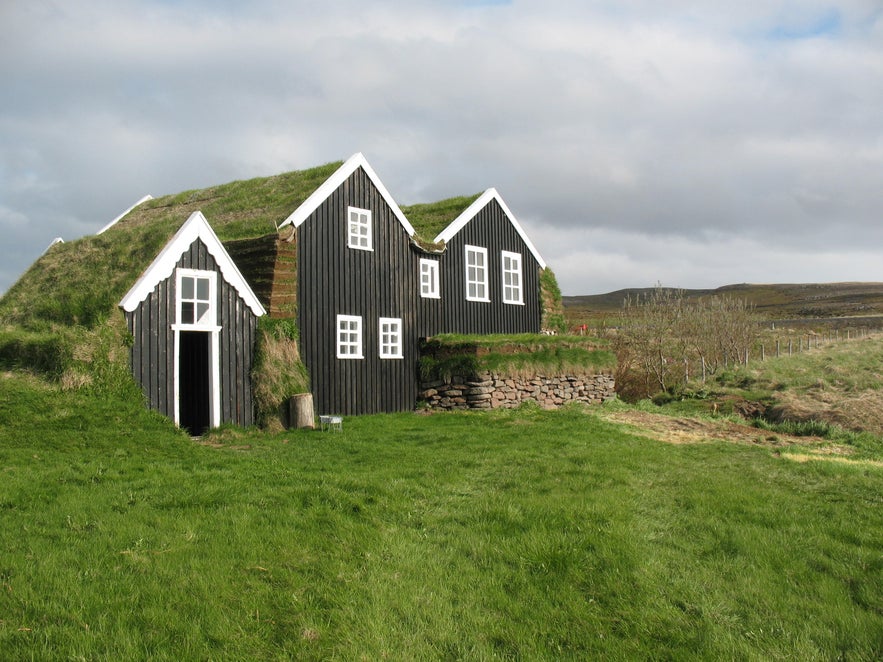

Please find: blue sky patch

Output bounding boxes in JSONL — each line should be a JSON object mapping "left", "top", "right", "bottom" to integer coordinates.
{"left": 767, "top": 7, "right": 841, "bottom": 40}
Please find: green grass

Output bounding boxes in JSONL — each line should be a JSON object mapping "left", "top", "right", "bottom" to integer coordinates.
{"left": 1, "top": 372, "right": 881, "bottom": 660}
{"left": 401, "top": 194, "right": 482, "bottom": 244}
{"left": 0, "top": 162, "right": 344, "bottom": 332}
{"left": 420, "top": 334, "right": 615, "bottom": 381}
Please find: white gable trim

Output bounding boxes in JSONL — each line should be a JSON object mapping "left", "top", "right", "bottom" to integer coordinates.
{"left": 97, "top": 194, "right": 154, "bottom": 235}
{"left": 43, "top": 237, "right": 64, "bottom": 255}
{"left": 279, "top": 153, "right": 416, "bottom": 236}
{"left": 119, "top": 211, "right": 266, "bottom": 316}
{"left": 434, "top": 188, "right": 547, "bottom": 269}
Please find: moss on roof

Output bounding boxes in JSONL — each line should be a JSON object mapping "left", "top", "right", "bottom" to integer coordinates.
{"left": 402, "top": 193, "right": 481, "bottom": 244}
{"left": 112, "top": 161, "right": 344, "bottom": 241}
{"left": 0, "top": 161, "right": 343, "bottom": 330}
{"left": 0, "top": 160, "right": 482, "bottom": 331}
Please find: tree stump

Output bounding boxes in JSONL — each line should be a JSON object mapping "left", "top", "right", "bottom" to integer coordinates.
{"left": 288, "top": 393, "right": 315, "bottom": 429}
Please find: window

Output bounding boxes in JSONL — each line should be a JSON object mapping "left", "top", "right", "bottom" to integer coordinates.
{"left": 379, "top": 317, "right": 403, "bottom": 359}
{"left": 419, "top": 259, "right": 440, "bottom": 299}
{"left": 501, "top": 251, "right": 524, "bottom": 304}
{"left": 336, "top": 315, "right": 363, "bottom": 359}
{"left": 347, "top": 206, "right": 372, "bottom": 250}
{"left": 465, "top": 245, "right": 489, "bottom": 302}
{"left": 176, "top": 269, "right": 216, "bottom": 327}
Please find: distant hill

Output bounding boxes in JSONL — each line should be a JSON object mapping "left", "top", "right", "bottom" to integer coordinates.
{"left": 564, "top": 283, "right": 883, "bottom": 324}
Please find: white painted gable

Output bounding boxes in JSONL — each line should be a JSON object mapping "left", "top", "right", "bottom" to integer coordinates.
{"left": 434, "top": 188, "right": 547, "bottom": 269}
{"left": 279, "top": 152, "right": 416, "bottom": 236}
{"left": 119, "top": 211, "right": 266, "bottom": 316}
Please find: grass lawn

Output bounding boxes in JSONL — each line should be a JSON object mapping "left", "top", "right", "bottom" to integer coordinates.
{"left": 1, "top": 371, "right": 881, "bottom": 660}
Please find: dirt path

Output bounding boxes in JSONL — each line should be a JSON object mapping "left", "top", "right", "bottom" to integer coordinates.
{"left": 598, "top": 409, "right": 883, "bottom": 468}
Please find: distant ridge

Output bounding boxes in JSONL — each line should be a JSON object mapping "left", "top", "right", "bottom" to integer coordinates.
{"left": 564, "top": 282, "right": 883, "bottom": 321}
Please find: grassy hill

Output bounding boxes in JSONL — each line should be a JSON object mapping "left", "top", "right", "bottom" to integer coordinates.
{"left": 565, "top": 282, "right": 883, "bottom": 327}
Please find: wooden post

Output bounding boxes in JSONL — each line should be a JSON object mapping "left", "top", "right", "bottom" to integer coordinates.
{"left": 776, "top": 340, "right": 780, "bottom": 358}
{"left": 761, "top": 344, "right": 765, "bottom": 361}
{"left": 288, "top": 393, "right": 315, "bottom": 429}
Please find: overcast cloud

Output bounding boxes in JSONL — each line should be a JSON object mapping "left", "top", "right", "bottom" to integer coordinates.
{"left": 1, "top": 0, "right": 881, "bottom": 295}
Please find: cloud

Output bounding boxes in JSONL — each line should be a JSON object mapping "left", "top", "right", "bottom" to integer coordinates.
{"left": 1, "top": 1, "right": 882, "bottom": 296}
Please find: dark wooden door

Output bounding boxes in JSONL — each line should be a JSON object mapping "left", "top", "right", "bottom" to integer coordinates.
{"left": 179, "top": 331, "right": 210, "bottom": 436}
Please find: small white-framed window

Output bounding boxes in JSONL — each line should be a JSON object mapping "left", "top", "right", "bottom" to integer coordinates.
{"left": 419, "top": 259, "right": 440, "bottom": 299}
{"left": 347, "top": 206, "right": 372, "bottom": 251}
{"left": 379, "top": 317, "right": 403, "bottom": 359}
{"left": 176, "top": 269, "right": 216, "bottom": 327}
{"left": 336, "top": 315, "right": 363, "bottom": 359}
{"left": 465, "top": 245, "right": 489, "bottom": 302}
{"left": 501, "top": 251, "right": 524, "bottom": 305}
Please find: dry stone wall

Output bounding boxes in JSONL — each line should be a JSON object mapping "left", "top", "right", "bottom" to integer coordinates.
{"left": 419, "top": 372, "right": 615, "bottom": 411}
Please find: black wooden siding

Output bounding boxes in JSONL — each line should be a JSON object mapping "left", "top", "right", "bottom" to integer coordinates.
{"left": 297, "top": 168, "right": 419, "bottom": 416}
{"left": 126, "top": 238, "right": 259, "bottom": 428}
{"left": 433, "top": 199, "right": 542, "bottom": 335}
{"left": 415, "top": 252, "right": 443, "bottom": 339}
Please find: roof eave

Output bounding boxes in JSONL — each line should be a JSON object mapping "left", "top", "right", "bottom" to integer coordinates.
{"left": 434, "top": 188, "right": 547, "bottom": 269}
{"left": 119, "top": 211, "right": 267, "bottom": 317}
{"left": 279, "top": 153, "right": 416, "bottom": 237}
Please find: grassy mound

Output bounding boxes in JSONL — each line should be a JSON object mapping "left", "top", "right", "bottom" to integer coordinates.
{"left": 419, "top": 333, "right": 615, "bottom": 382}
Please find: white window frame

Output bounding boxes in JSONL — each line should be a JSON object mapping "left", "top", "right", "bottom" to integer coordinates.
{"left": 175, "top": 268, "right": 217, "bottom": 328}
{"left": 465, "top": 245, "right": 489, "bottom": 302}
{"left": 501, "top": 251, "right": 524, "bottom": 305}
{"left": 336, "top": 314, "right": 364, "bottom": 359}
{"left": 171, "top": 268, "right": 221, "bottom": 431}
{"left": 419, "top": 258, "right": 440, "bottom": 299}
{"left": 378, "top": 317, "right": 403, "bottom": 359}
{"left": 347, "top": 206, "right": 373, "bottom": 251}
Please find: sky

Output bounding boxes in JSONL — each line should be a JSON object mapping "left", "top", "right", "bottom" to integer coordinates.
{"left": 1, "top": 1, "right": 881, "bottom": 296}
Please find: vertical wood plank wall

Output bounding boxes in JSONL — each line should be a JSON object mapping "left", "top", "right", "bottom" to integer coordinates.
{"left": 297, "top": 168, "right": 419, "bottom": 416}
{"left": 126, "top": 238, "right": 258, "bottom": 428}
{"left": 435, "top": 199, "right": 542, "bottom": 335}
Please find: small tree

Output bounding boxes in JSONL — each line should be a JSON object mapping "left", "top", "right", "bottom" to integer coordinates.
{"left": 611, "top": 287, "right": 760, "bottom": 400}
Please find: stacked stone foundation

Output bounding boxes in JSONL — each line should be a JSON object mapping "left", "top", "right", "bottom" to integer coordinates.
{"left": 419, "top": 372, "right": 615, "bottom": 411}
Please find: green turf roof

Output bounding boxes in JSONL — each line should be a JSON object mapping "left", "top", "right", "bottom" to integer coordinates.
{"left": 0, "top": 159, "right": 484, "bottom": 330}
{"left": 402, "top": 193, "right": 482, "bottom": 243}
{"left": 111, "top": 160, "right": 345, "bottom": 242}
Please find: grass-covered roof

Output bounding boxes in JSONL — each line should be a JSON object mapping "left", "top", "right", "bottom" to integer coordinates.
{"left": 0, "top": 160, "right": 483, "bottom": 330}
{"left": 401, "top": 193, "right": 482, "bottom": 243}
{"left": 0, "top": 161, "right": 345, "bottom": 330}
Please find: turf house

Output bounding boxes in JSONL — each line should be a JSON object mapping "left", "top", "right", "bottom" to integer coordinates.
{"left": 1, "top": 153, "right": 559, "bottom": 433}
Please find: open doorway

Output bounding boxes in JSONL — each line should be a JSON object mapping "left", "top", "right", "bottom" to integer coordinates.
{"left": 179, "top": 331, "right": 210, "bottom": 436}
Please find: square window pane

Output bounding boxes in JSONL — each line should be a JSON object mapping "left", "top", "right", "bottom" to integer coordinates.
{"left": 181, "top": 277, "right": 194, "bottom": 299}
{"left": 196, "top": 278, "right": 209, "bottom": 301}
{"left": 196, "top": 302, "right": 209, "bottom": 322}
{"left": 181, "top": 302, "right": 194, "bottom": 323}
